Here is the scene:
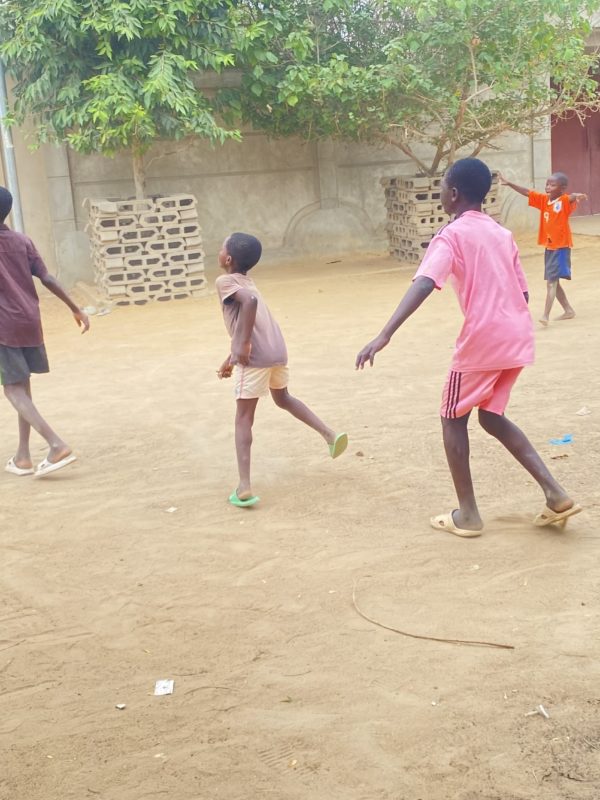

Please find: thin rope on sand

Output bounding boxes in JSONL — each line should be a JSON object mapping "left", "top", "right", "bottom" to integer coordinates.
{"left": 352, "top": 580, "right": 515, "bottom": 650}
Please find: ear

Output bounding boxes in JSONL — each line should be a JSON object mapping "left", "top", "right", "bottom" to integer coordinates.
{"left": 447, "top": 186, "right": 459, "bottom": 208}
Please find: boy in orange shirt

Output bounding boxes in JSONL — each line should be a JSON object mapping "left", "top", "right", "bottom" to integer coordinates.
{"left": 500, "top": 172, "right": 587, "bottom": 325}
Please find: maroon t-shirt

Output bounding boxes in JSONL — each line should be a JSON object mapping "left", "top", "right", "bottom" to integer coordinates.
{"left": 0, "top": 224, "right": 49, "bottom": 347}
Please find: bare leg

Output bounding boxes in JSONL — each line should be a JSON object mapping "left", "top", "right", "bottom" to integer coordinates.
{"left": 478, "top": 409, "right": 574, "bottom": 512}
{"left": 4, "top": 381, "right": 71, "bottom": 464}
{"left": 540, "top": 280, "right": 557, "bottom": 325}
{"left": 270, "top": 388, "right": 335, "bottom": 445}
{"left": 235, "top": 398, "right": 259, "bottom": 499}
{"left": 555, "top": 281, "right": 575, "bottom": 319}
{"left": 13, "top": 378, "right": 33, "bottom": 469}
{"left": 441, "top": 413, "right": 484, "bottom": 531}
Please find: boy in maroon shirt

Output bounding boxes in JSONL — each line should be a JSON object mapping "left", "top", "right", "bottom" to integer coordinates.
{"left": 0, "top": 186, "right": 89, "bottom": 477}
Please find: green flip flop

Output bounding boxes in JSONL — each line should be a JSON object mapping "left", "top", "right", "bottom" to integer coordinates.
{"left": 328, "top": 432, "right": 348, "bottom": 459}
{"left": 229, "top": 491, "right": 260, "bottom": 508}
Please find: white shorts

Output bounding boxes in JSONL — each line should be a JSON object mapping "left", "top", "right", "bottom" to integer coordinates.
{"left": 234, "top": 365, "right": 289, "bottom": 399}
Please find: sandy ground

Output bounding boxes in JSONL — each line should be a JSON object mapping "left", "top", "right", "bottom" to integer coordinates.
{"left": 1, "top": 233, "right": 600, "bottom": 800}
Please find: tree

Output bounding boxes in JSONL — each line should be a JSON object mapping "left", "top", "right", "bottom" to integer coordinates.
{"left": 235, "top": 0, "right": 600, "bottom": 175}
{"left": 0, "top": 0, "right": 263, "bottom": 198}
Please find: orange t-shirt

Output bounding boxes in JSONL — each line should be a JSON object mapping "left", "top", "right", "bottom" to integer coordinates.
{"left": 528, "top": 191, "right": 576, "bottom": 250}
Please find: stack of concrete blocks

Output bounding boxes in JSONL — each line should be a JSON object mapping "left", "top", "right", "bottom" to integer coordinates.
{"left": 381, "top": 173, "right": 501, "bottom": 264}
{"left": 86, "top": 194, "right": 206, "bottom": 305}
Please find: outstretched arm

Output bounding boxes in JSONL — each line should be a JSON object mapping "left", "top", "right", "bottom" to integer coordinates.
{"left": 230, "top": 288, "right": 258, "bottom": 366}
{"left": 355, "top": 276, "right": 435, "bottom": 369}
{"left": 39, "top": 274, "right": 90, "bottom": 333}
{"left": 498, "top": 174, "right": 530, "bottom": 197}
{"left": 569, "top": 192, "right": 587, "bottom": 204}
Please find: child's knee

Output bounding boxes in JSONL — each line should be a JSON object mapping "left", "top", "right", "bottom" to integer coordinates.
{"left": 478, "top": 408, "right": 502, "bottom": 432}
{"left": 270, "top": 388, "right": 289, "bottom": 408}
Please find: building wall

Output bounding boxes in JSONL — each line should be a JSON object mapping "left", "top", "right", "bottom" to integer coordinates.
{"left": 4, "top": 126, "right": 549, "bottom": 286}
{"left": 0, "top": 117, "right": 57, "bottom": 273}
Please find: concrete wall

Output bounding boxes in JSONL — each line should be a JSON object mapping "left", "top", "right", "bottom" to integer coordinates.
{"left": 0, "top": 118, "right": 57, "bottom": 273}
{"left": 4, "top": 125, "right": 550, "bottom": 286}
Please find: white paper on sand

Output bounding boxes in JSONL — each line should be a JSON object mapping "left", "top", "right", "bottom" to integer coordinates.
{"left": 154, "top": 679, "right": 175, "bottom": 696}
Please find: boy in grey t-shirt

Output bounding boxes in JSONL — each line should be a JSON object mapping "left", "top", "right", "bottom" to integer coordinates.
{"left": 216, "top": 232, "right": 347, "bottom": 507}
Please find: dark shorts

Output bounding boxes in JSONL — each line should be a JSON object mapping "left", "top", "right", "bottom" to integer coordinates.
{"left": 0, "top": 344, "right": 49, "bottom": 385}
{"left": 544, "top": 248, "right": 571, "bottom": 281}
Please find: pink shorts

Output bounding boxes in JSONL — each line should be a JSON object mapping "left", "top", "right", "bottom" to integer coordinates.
{"left": 441, "top": 367, "right": 523, "bottom": 419}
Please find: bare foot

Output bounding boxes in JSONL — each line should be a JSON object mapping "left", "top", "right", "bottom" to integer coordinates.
{"left": 545, "top": 494, "right": 575, "bottom": 514}
{"left": 13, "top": 456, "right": 33, "bottom": 470}
{"left": 46, "top": 445, "right": 73, "bottom": 465}
{"left": 555, "top": 311, "right": 575, "bottom": 321}
{"left": 451, "top": 509, "right": 484, "bottom": 532}
{"left": 539, "top": 317, "right": 549, "bottom": 327}
{"left": 236, "top": 486, "right": 254, "bottom": 501}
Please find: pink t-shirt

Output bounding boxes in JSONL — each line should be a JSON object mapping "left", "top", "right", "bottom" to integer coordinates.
{"left": 215, "top": 272, "right": 288, "bottom": 368}
{"left": 414, "top": 211, "right": 534, "bottom": 373}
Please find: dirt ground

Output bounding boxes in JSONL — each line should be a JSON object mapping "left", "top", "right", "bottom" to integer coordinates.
{"left": 1, "top": 232, "right": 600, "bottom": 800}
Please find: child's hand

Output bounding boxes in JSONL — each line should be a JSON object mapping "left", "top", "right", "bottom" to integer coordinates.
{"left": 497, "top": 173, "right": 508, "bottom": 185}
{"left": 73, "top": 310, "right": 90, "bottom": 333}
{"left": 355, "top": 333, "right": 391, "bottom": 369}
{"left": 231, "top": 341, "right": 252, "bottom": 366}
{"left": 217, "top": 359, "right": 233, "bottom": 379}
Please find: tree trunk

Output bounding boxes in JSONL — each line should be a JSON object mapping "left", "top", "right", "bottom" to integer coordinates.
{"left": 132, "top": 149, "right": 146, "bottom": 200}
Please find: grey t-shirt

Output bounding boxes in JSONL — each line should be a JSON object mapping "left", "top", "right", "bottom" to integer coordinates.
{"left": 215, "top": 273, "right": 288, "bottom": 367}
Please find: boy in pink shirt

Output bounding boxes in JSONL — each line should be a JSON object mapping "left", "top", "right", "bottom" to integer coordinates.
{"left": 356, "top": 158, "right": 581, "bottom": 536}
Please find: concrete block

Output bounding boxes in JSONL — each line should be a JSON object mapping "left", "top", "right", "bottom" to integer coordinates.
{"left": 86, "top": 199, "right": 119, "bottom": 215}
{"left": 179, "top": 208, "right": 199, "bottom": 220}
{"left": 169, "top": 276, "right": 206, "bottom": 291}
{"left": 94, "top": 215, "right": 137, "bottom": 231}
{"left": 100, "top": 242, "right": 145, "bottom": 257}
{"left": 184, "top": 260, "right": 205, "bottom": 274}
{"left": 121, "top": 227, "right": 158, "bottom": 242}
{"left": 155, "top": 194, "right": 196, "bottom": 210}
{"left": 149, "top": 265, "right": 186, "bottom": 279}
{"left": 93, "top": 229, "right": 120, "bottom": 243}
{"left": 162, "top": 223, "right": 201, "bottom": 238}
{"left": 183, "top": 248, "right": 205, "bottom": 262}
{"left": 126, "top": 283, "right": 154, "bottom": 298}
{"left": 103, "top": 270, "right": 146, "bottom": 285}
{"left": 139, "top": 211, "right": 180, "bottom": 227}
{"left": 100, "top": 282, "right": 131, "bottom": 298}
{"left": 147, "top": 238, "right": 185, "bottom": 253}
{"left": 87, "top": 198, "right": 154, "bottom": 216}
{"left": 123, "top": 254, "right": 162, "bottom": 269}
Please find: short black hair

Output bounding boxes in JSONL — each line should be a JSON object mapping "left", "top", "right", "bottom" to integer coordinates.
{"left": 226, "top": 232, "right": 262, "bottom": 272}
{"left": 551, "top": 172, "right": 569, "bottom": 187}
{"left": 445, "top": 158, "right": 492, "bottom": 203}
{"left": 0, "top": 186, "right": 13, "bottom": 222}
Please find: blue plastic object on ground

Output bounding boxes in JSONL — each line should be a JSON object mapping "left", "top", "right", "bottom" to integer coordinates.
{"left": 549, "top": 434, "right": 573, "bottom": 445}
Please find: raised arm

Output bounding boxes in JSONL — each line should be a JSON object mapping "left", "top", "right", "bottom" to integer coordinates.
{"left": 569, "top": 192, "right": 587, "bottom": 204}
{"left": 355, "top": 276, "right": 435, "bottom": 369}
{"left": 230, "top": 287, "right": 258, "bottom": 366}
{"left": 498, "top": 173, "right": 530, "bottom": 197}
{"left": 39, "top": 273, "right": 90, "bottom": 333}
